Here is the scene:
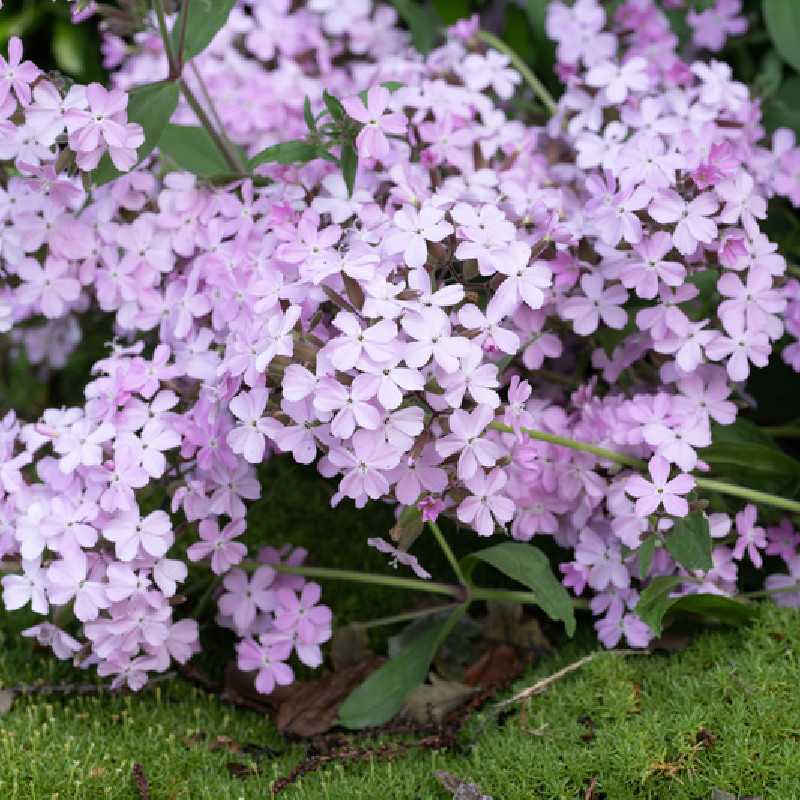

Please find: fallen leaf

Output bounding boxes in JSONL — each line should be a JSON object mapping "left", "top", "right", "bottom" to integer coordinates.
{"left": 274, "top": 657, "right": 384, "bottom": 736}
{"left": 329, "top": 624, "right": 371, "bottom": 672}
{"left": 89, "top": 767, "right": 106, "bottom": 779}
{"left": 434, "top": 770, "right": 493, "bottom": 799}
{"left": 583, "top": 776, "right": 601, "bottom": 800}
{"left": 696, "top": 727, "right": 717, "bottom": 749}
{"left": 463, "top": 644, "right": 522, "bottom": 688}
{"left": 404, "top": 673, "right": 477, "bottom": 725}
{"left": 650, "top": 632, "right": 692, "bottom": 652}
{"left": 208, "top": 735, "right": 243, "bottom": 754}
{"left": 482, "top": 602, "right": 551, "bottom": 653}
{"left": 578, "top": 714, "right": 596, "bottom": 743}
{"left": 226, "top": 761, "right": 258, "bottom": 779}
{"left": 0, "top": 690, "right": 14, "bottom": 715}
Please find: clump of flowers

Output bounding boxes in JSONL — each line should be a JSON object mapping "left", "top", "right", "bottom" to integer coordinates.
{"left": 2, "top": 0, "right": 800, "bottom": 708}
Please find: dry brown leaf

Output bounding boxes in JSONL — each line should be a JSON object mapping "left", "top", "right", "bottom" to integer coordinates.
{"left": 404, "top": 673, "right": 477, "bottom": 725}
{"left": 225, "top": 761, "right": 258, "bottom": 780}
{"left": 650, "top": 632, "right": 693, "bottom": 652}
{"left": 274, "top": 657, "right": 385, "bottom": 737}
{"left": 329, "top": 624, "right": 371, "bottom": 672}
{"left": 0, "top": 690, "right": 14, "bottom": 715}
{"left": 482, "top": 602, "right": 551, "bottom": 652}
{"left": 463, "top": 644, "right": 523, "bottom": 689}
{"left": 434, "top": 770, "right": 493, "bottom": 799}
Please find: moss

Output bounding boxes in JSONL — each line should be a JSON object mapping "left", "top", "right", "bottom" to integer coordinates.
{"left": 1, "top": 604, "right": 800, "bottom": 799}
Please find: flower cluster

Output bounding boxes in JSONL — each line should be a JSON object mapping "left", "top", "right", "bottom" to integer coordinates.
{"left": 2, "top": 0, "right": 800, "bottom": 692}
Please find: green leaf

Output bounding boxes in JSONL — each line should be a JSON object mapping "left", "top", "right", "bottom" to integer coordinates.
{"left": 303, "top": 97, "right": 315, "bottom": 132}
{"left": 464, "top": 543, "right": 576, "bottom": 636}
{"left": 753, "top": 50, "right": 784, "bottom": 99}
{"left": 157, "top": 124, "right": 234, "bottom": 177}
{"left": 171, "top": 0, "right": 236, "bottom": 62}
{"left": 92, "top": 81, "right": 180, "bottom": 187}
{"left": 524, "top": 0, "right": 558, "bottom": 76}
{"left": 638, "top": 536, "right": 657, "bottom": 580}
{"left": 248, "top": 140, "right": 320, "bottom": 169}
{"left": 340, "top": 142, "right": 358, "bottom": 198}
{"left": 431, "top": 0, "right": 470, "bottom": 24}
{"left": 635, "top": 576, "right": 685, "bottom": 636}
{"left": 763, "top": 0, "right": 800, "bottom": 74}
{"left": 666, "top": 594, "right": 756, "bottom": 628}
{"left": 389, "top": 0, "right": 442, "bottom": 54}
{"left": 636, "top": 576, "right": 755, "bottom": 636}
{"left": 663, "top": 512, "right": 712, "bottom": 572}
{"left": 338, "top": 608, "right": 464, "bottom": 729}
{"left": 323, "top": 90, "right": 345, "bottom": 122}
{"left": 762, "top": 76, "right": 800, "bottom": 135}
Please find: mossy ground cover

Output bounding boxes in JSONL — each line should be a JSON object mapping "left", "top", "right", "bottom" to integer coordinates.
{"left": 1, "top": 593, "right": 800, "bottom": 799}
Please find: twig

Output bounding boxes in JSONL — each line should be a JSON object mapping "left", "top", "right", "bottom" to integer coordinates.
{"left": 494, "top": 649, "right": 648, "bottom": 712}
{"left": 132, "top": 762, "right": 152, "bottom": 800}
{"left": 2, "top": 673, "right": 175, "bottom": 698}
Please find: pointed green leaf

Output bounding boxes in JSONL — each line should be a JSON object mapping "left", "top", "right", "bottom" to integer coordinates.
{"left": 171, "top": 0, "right": 236, "bottom": 62}
{"left": 303, "top": 97, "right": 315, "bottom": 131}
{"left": 249, "top": 140, "right": 320, "bottom": 169}
{"left": 92, "top": 81, "right": 180, "bottom": 187}
{"left": 664, "top": 512, "right": 713, "bottom": 572}
{"left": 638, "top": 535, "right": 657, "bottom": 580}
{"left": 340, "top": 142, "right": 358, "bottom": 197}
{"left": 323, "top": 90, "right": 345, "bottom": 121}
{"left": 763, "top": 0, "right": 800, "bottom": 74}
{"left": 157, "top": 124, "right": 233, "bottom": 177}
{"left": 388, "top": 0, "right": 442, "bottom": 54}
{"left": 464, "top": 543, "right": 575, "bottom": 635}
{"left": 635, "top": 576, "right": 685, "bottom": 637}
{"left": 338, "top": 607, "right": 464, "bottom": 729}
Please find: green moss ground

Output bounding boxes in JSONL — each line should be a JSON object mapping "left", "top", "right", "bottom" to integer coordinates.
{"left": 0, "top": 603, "right": 799, "bottom": 799}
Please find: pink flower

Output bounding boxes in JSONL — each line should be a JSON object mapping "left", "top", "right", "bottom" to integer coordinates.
{"left": 53, "top": 419, "right": 115, "bottom": 474}
{"left": 328, "top": 429, "right": 401, "bottom": 501}
{"left": 342, "top": 86, "right": 407, "bottom": 161}
{"left": 561, "top": 273, "right": 628, "bottom": 335}
{"left": 620, "top": 232, "right": 685, "bottom": 300}
{"left": 436, "top": 405, "right": 502, "bottom": 481}
{"left": 218, "top": 566, "right": 278, "bottom": 632}
{"left": 705, "top": 317, "right": 770, "bottom": 382}
{"left": 648, "top": 190, "right": 718, "bottom": 256}
{"left": 329, "top": 312, "right": 397, "bottom": 371}
{"left": 457, "top": 468, "right": 515, "bottom": 536}
{"left": 0, "top": 37, "right": 40, "bottom": 106}
{"left": 732, "top": 504, "right": 767, "bottom": 568}
{"left": 14, "top": 257, "right": 81, "bottom": 319}
{"left": 625, "top": 456, "right": 694, "bottom": 518}
{"left": 227, "top": 388, "right": 273, "bottom": 464}
{"left": 688, "top": 0, "right": 747, "bottom": 52}
{"left": 383, "top": 205, "right": 453, "bottom": 269}
{"left": 235, "top": 635, "right": 294, "bottom": 694}
{"left": 274, "top": 582, "right": 332, "bottom": 644}
{"left": 104, "top": 509, "right": 174, "bottom": 562}
{"left": 47, "top": 549, "right": 109, "bottom": 622}
{"left": 402, "top": 308, "right": 471, "bottom": 373}
{"left": 187, "top": 518, "right": 247, "bottom": 574}
{"left": 489, "top": 241, "right": 552, "bottom": 316}
{"left": 585, "top": 57, "right": 649, "bottom": 103}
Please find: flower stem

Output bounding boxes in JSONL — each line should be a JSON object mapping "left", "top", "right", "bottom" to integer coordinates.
{"left": 175, "top": 0, "right": 191, "bottom": 74}
{"left": 490, "top": 421, "right": 800, "bottom": 515}
{"left": 471, "top": 586, "right": 590, "bottom": 609}
{"left": 762, "top": 426, "right": 800, "bottom": 439}
{"left": 177, "top": 78, "right": 247, "bottom": 174}
{"left": 477, "top": 29, "right": 558, "bottom": 116}
{"left": 152, "top": 0, "right": 177, "bottom": 76}
{"left": 742, "top": 582, "right": 800, "bottom": 599}
{"left": 240, "top": 561, "right": 464, "bottom": 598}
{"left": 428, "top": 521, "right": 466, "bottom": 585}
{"left": 352, "top": 603, "right": 462, "bottom": 629}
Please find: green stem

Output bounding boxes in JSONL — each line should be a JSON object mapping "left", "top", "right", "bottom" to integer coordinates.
{"left": 177, "top": 78, "right": 247, "bottom": 174}
{"left": 471, "top": 586, "right": 590, "bottom": 609}
{"left": 477, "top": 29, "right": 558, "bottom": 116}
{"left": 428, "top": 521, "right": 466, "bottom": 585}
{"left": 787, "top": 265, "right": 800, "bottom": 280}
{"left": 490, "top": 421, "right": 800, "bottom": 515}
{"left": 489, "top": 421, "right": 645, "bottom": 468}
{"left": 189, "top": 62, "right": 227, "bottom": 140}
{"left": 762, "top": 426, "right": 800, "bottom": 439}
{"left": 352, "top": 603, "right": 461, "bottom": 629}
{"left": 742, "top": 582, "right": 800, "bottom": 599}
{"left": 240, "top": 561, "right": 463, "bottom": 599}
{"left": 695, "top": 477, "right": 800, "bottom": 515}
{"left": 175, "top": 0, "right": 191, "bottom": 74}
{"left": 153, "top": 0, "right": 177, "bottom": 76}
